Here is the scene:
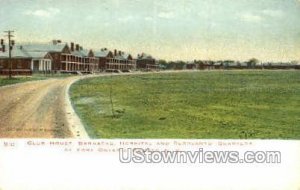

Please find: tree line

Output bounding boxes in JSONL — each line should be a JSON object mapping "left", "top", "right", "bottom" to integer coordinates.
{"left": 158, "top": 58, "right": 261, "bottom": 70}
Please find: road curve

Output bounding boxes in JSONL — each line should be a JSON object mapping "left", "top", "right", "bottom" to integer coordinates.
{"left": 0, "top": 76, "right": 88, "bottom": 138}
{"left": 0, "top": 70, "right": 197, "bottom": 138}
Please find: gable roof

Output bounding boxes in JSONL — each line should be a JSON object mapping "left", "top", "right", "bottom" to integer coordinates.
{"left": 20, "top": 43, "right": 68, "bottom": 53}
{"left": 71, "top": 50, "right": 85, "bottom": 57}
{"left": 122, "top": 53, "right": 132, "bottom": 60}
{"left": 138, "top": 53, "right": 153, "bottom": 60}
{"left": 0, "top": 47, "right": 31, "bottom": 58}
{"left": 71, "top": 49, "right": 91, "bottom": 57}
{"left": 94, "top": 50, "right": 111, "bottom": 58}
{"left": 114, "top": 55, "right": 126, "bottom": 60}
{"left": 113, "top": 51, "right": 132, "bottom": 60}
{"left": 29, "top": 51, "right": 50, "bottom": 59}
{"left": 81, "top": 49, "right": 90, "bottom": 57}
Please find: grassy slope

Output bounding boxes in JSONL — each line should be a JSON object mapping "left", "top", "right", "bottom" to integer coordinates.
{"left": 70, "top": 71, "right": 300, "bottom": 139}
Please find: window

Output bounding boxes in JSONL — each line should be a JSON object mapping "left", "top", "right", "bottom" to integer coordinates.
{"left": 17, "top": 60, "right": 22, "bottom": 69}
{"left": 54, "top": 53, "right": 59, "bottom": 60}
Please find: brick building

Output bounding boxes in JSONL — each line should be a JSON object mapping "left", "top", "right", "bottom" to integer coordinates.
{"left": 136, "top": 53, "right": 158, "bottom": 70}
{"left": 0, "top": 47, "right": 33, "bottom": 75}
{"left": 0, "top": 40, "right": 100, "bottom": 75}
{"left": 94, "top": 48, "right": 113, "bottom": 71}
{"left": 106, "top": 50, "right": 135, "bottom": 71}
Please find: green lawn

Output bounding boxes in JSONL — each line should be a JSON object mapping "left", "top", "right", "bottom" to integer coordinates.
{"left": 0, "top": 73, "right": 72, "bottom": 87}
{"left": 70, "top": 71, "right": 300, "bottom": 139}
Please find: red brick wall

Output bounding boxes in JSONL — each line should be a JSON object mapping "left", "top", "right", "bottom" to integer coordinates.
{"left": 0, "top": 58, "right": 32, "bottom": 75}
{"left": 136, "top": 59, "right": 155, "bottom": 69}
{"left": 0, "top": 58, "right": 31, "bottom": 70}
{"left": 98, "top": 57, "right": 107, "bottom": 70}
{"left": 49, "top": 52, "right": 62, "bottom": 70}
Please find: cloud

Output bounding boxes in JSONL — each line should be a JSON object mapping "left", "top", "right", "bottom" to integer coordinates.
{"left": 239, "top": 13, "right": 263, "bottom": 23}
{"left": 24, "top": 8, "right": 60, "bottom": 18}
{"left": 261, "top": 10, "right": 284, "bottom": 18}
{"left": 158, "top": 11, "right": 175, "bottom": 19}
{"left": 86, "top": 15, "right": 96, "bottom": 21}
{"left": 239, "top": 9, "right": 284, "bottom": 23}
{"left": 144, "top": 16, "right": 153, "bottom": 21}
{"left": 117, "top": 16, "right": 135, "bottom": 22}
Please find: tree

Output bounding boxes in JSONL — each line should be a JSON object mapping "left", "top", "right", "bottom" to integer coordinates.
{"left": 158, "top": 59, "right": 167, "bottom": 65}
{"left": 248, "top": 58, "right": 259, "bottom": 68}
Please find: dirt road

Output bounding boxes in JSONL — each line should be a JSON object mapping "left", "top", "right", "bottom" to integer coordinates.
{"left": 0, "top": 77, "right": 84, "bottom": 138}
{"left": 0, "top": 71, "right": 196, "bottom": 138}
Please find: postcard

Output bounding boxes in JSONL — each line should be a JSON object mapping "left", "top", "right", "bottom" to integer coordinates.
{"left": 0, "top": 0, "right": 299, "bottom": 189}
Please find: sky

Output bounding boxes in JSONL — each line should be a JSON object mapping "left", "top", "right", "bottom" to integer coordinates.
{"left": 0, "top": 0, "right": 300, "bottom": 62}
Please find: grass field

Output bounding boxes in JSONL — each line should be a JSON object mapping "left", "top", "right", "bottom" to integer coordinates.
{"left": 70, "top": 71, "right": 300, "bottom": 139}
{"left": 0, "top": 73, "right": 72, "bottom": 87}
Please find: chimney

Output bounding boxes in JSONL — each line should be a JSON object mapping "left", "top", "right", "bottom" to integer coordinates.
{"left": 119, "top": 51, "right": 121, "bottom": 56}
{"left": 52, "top": 40, "right": 57, "bottom": 45}
{"left": 70, "top": 42, "right": 74, "bottom": 51}
{"left": 79, "top": 46, "right": 83, "bottom": 51}
{"left": 114, "top": 49, "right": 117, "bottom": 56}
{"left": 75, "top": 44, "right": 79, "bottom": 51}
{"left": 57, "top": 40, "right": 61, "bottom": 43}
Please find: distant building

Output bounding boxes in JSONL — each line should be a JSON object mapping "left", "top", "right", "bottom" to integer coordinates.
{"left": 198, "top": 60, "right": 216, "bottom": 70}
{"left": 214, "top": 61, "right": 223, "bottom": 69}
{"left": 186, "top": 63, "right": 197, "bottom": 70}
{"left": 28, "top": 51, "right": 52, "bottom": 73}
{"left": 94, "top": 48, "right": 113, "bottom": 71}
{"left": 0, "top": 47, "right": 33, "bottom": 75}
{"left": 185, "top": 61, "right": 199, "bottom": 70}
{"left": 106, "top": 49, "right": 135, "bottom": 71}
{"left": 68, "top": 43, "right": 98, "bottom": 73}
{"left": 0, "top": 41, "right": 100, "bottom": 75}
{"left": 262, "top": 62, "right": 297, "bottom": 69}
{"left": 136, "top": 53, "right": 157, "bottom": 70}
{"left": 0, "top": 39, "right": 162, "bottom": 75}
{"left": 21, "top": 42, "right": 70, "bottom": 72}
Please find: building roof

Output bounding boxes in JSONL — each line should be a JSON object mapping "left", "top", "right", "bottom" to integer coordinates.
{"left": 20, "top": 43, "right": 67, "bottom": 53}
{"left": 214, "top": 62, "right": 223, "bottom": 66}
{"left": 138, "top": 53, "right": 153, "bottom": 60}
{"left": 114, "top": 55, "right": 126, "bottom": 60}
{"left": 94, "top": 50, "right": 111, "bottom": 57}
{"left": 113, "top": 51, "right": 132, "bottom": 60}
{"left": 81, "top": 49, "right": 90, "bottom": 56}
{"left": 71, "top": 49, "right": 91, "bottom": 57}
{"left": 122, "top": 53, "right": 132, "bottom": 60}
{"left": 240, "top": 62, "right": 248, "bottom": 66}
{"left": 28, "top": 51, "right": 49, "bottom": 59}
{"left": 0, "top": 47, "right": 31, "bottom": 58}
{"left": 71, "top": 50, "right": 84, "bottom": 57}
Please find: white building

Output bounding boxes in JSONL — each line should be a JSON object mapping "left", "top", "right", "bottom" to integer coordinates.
{"left": 28, "top": 51, "right": 52, "bottom": 72}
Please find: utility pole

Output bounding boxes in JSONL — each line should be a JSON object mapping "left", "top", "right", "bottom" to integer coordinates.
{"left": 4, "top": 30, "right": 14, "bottom": 79}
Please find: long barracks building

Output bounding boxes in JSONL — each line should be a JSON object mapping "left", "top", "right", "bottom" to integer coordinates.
{"left": 0, "top": 40, "right": 157, "bottom": 75}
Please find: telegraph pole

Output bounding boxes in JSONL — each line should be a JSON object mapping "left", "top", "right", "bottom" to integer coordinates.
{"left": 4, "top": 30, "right": 14, "bottom": 79}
